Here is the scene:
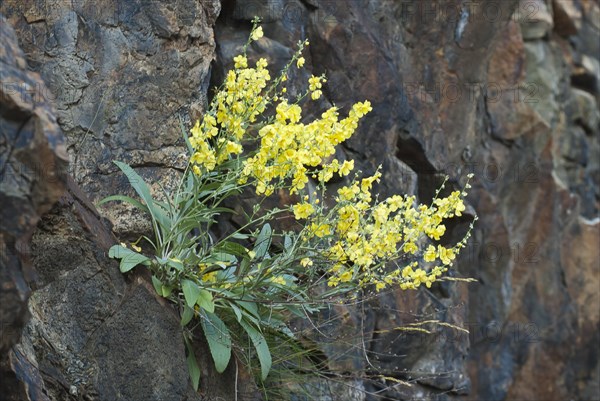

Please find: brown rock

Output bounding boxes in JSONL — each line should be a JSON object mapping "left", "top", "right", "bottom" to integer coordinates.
{"left": 488, "top": 20, "right": 526, "bottom": 88}
{"left": 552, "top": 0, "right": 582, "bottom": 36}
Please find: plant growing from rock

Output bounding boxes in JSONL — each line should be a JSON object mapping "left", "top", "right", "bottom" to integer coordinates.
{"left": 101, "top": 19, "right": 476, "bottom": 391}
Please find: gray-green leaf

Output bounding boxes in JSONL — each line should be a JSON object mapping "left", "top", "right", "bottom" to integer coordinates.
{"left": 181, "top": 305, "right": 195, "bottom": 327}
{"left": 254, "top": 223, "right": 272, "bottom": 259}
{"left": 196, "top": 289, "right": 214, "bottom": 313}
{"left": 199, "top": 311, "right": 232, "bottom": 373}
{"left": 108, "top": 245, "right": 150, "bottom": 273}
{"left": 184, "top": 337, "right": 201, "bottom": 391}
{"left": 240, "top": 320, "right": 272, "bottom": 381}
{"left": 182, "top": 279, "right": 201, "bottom": 308}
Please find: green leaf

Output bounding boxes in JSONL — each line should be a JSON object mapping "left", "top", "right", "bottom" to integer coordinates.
{"left": 285, "top": 304, "right": 307, "bottom": 319}
{"left": 199, "top": 311, "right": 232, "bottom": 373}
{"left": 97, "top": 195, "right": 149, "bottom": 213}
{"left": 236, "top": 300, "right": 260, "bottom": 319}
{"left": 161, "top": 285, "right": 173, "bottom": 298}
{"left": 231, "top": 232, "right": 249, "bottom": 240}
{"left": 229, "top": 302, "right": 243, "bottom": 323}
{"left": 155, "top": 256, "right": 168, "bottom": 266}
{"left": 239, "top": 319, "right": 272, "bottom": 381}
{"left": 283, "top": 234, "right": 293, "bottom": 251}
{"left": 181, "top": 305, "right": 194, "bottom": 327}
{"left": 254, "top": 223, "right": 272, "bottom": 259}
{"left": 196, "top": 289, "right": 214, "bottom": 313}
{"left": 184, "top": 337, "right": 201, "bottom": 391}
{"left": 113, "top": 161, "right": 171, "bottom": 231}
{"left": 179, "top": 115, "right": 195, "bottom": 156}
{"left": 239, "top": 257, "right": 250, "bottom": 275}
{"left": 113, "top": 161, "right": 153, "bottom": 205}
{"left": 206, "top": 251, "right": 237, "bottom": 267}
{"left": 151, "top": 276, "right": 163, "bottom": 295}
{"left": 262, "top": 317, "right": 294, "bottom": 338}
{"left": 215, "top": 241, "right": 248, "bottom": 258}
{"left": 108, "top": 245, "right": 150, "bottom": 273}
{"left": 167, "top": 258, "right": 184, "bottom": 271}
{"left": 182, "top": 279, "right": 201, "bottom": 308}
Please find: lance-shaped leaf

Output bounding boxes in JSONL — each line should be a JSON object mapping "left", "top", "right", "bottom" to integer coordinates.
{"left": 199, "top": 311, "right": 232, "bottom": 373}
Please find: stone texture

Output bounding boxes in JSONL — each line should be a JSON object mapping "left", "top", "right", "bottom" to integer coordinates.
{"left": 0, "top": 0, "right": 598, "bottom": 400}
{"left": 212, "top": 0, "right": 599, "bottom": 400}
{"left": 553, "top": 0, "right": 582, "bottom": 36}
{"left": 0, "top": 13, "right": 68, "bottom": 400}
{"left": 0, "top": 0, "right": 221, "bottom": 236}
{"left": 519, "top": 0, "right": 554, "bottom": 40}
{"left": 0, "top": 3, "right": 226, "bottom": 400}
{"left": 21, "top": 177, "right": 204, "bottom": 401}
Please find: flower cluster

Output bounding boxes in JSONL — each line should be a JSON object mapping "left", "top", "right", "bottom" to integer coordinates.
{"left": 294, "top": 174, "right": 474, "bottom": 291}
{"left": 308, "top": 75, "right": 325, "bottom": 100}
{"left": 186, "top": 22, "right": 473, "bottom": 294}
{"left": 189, "top": 53, "right": 270, "bottom": 175}
{"left": 106, "top": 19, "right": 476, "bottom": 390}
{"left": 240, "top": 101, "right": 371, "bottom": 195}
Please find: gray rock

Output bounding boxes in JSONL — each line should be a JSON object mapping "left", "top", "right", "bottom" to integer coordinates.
{"left": 519, "top": 0, "right": 554, "bottom": 40}
{"left": 0, "top": 12, "right": 68, "bottom": 400}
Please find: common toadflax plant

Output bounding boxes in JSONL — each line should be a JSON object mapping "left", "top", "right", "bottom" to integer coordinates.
{"left": 102, "top": 19, "right": 476, "bottom": 390}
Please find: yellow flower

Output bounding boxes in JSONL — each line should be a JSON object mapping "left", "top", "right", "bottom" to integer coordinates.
{"left": 233, "top": 55, "right": 248, "bottom": 69}
{"left": 337, "top": 186, "right": 356, "bottom": 201}
{"left": 271, "top": 276, "right": 286, "bottom": 286}
{"left": 423, "top": 245, "right": 437, "bottom": 262}
{"left": 328, "top": 277, "right": 340, "bottom": 287}
{"left": 353, "top": 101, "right": 373, "bottom": 117}
{"left": 225, "top": 141, "right": 243, "bottom": 155}
{"left": 455, "top": 200, "right": 466, "bottom": 216}
{"left": 131, "top": 243, "right": 142, "bottom": 252}
{"left": 291, "top": 171, "right": 309, "bottom": 194}
{"left": 438, "top": 245, "right": 456, "bottom": 265}
{"left": 309, "top": 222, "right": 331, "bottom": 238}
{"left": 360, "top": 172, "right": 381, "bottom": 193}
{"left": 256, "top": 58, "right": 268, "bottom": 69}
{"left": 190, "top": 120, "right": 202, "bottom": 138}
{"left": 412, "top": 268, "right": 427, "bottom": 285}
{"left": 308, "top": 75, "right": 322, "bottom": 90}
{"left": 293, "top": 203, "right": 315, "bottom": 220}
{"left": 340, "top": 270, "right": 352, "bottom": 283}
{"left": 251, "top": 26, "right": 264, "bottom": 41}
{"left": 339, "top": 160, "right": 354, "bottom": 176}
{"left": 202, "top": 271, "right": 218, "bottom": 283}
{"left": 428, "top": 224, "right": 446, "bottom": 240}
{"left": 300, "top": 258, "right": 313, "bottom": 267}
{"left": 339, "top": 270, "right": 353, "bottom": 282}
{"left": 297, "top": 57, "right": 305, "bottom": 67}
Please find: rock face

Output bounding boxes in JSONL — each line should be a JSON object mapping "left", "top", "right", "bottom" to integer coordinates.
{"left": 1, "top": 0, "right": 221, "bottom": 236}
{"left": 0, "top": 0, "right": 598, "bottom": 401}
{"left": 26, "top": 179, "right": 203, "bottom": 401}
{"left": 0, "top": 14, "right": 68, "bottom": 400}
{"left": 0, "top": 2, "right": 225, "bottom": 400}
